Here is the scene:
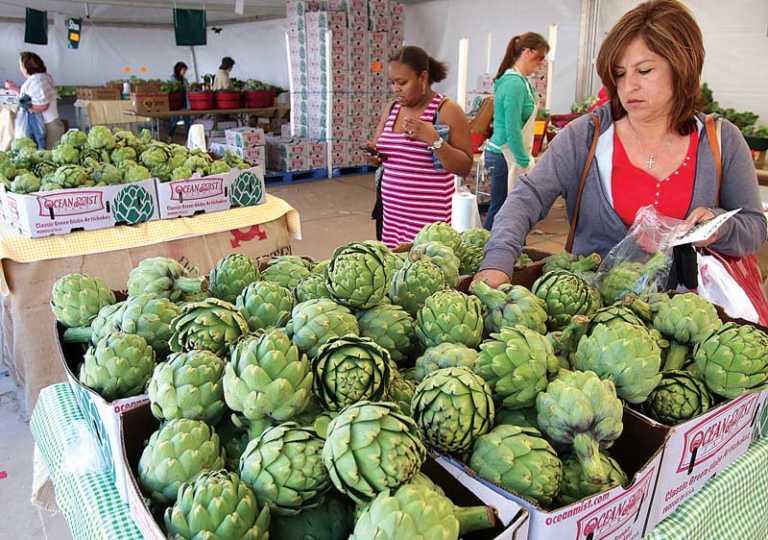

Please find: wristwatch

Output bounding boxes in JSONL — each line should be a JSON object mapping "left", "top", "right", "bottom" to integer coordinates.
{"left": 428, "top": 137, "right": 444, "bottom": 152}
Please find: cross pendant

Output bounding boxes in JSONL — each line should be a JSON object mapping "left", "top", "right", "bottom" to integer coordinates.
{"left": 646, "top": 154, "right": 656, "bottom": 169}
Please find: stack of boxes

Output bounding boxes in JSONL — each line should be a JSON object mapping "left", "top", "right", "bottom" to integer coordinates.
{"left": 209, "top": 127, "right": 266, "bottom": 168}
{"left": 273, "top": 0, "right": 405, "bottom": 173}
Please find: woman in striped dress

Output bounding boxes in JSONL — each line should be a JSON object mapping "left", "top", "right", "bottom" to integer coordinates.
{"left": 371, "top": 46, "right": 472, "bottom": 248}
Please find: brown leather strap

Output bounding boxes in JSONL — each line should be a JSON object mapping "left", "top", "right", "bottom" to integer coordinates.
{"left": 565, "top": 114, "right": 601, "bottom": 253}
{"left": 704, "top": 113, "right": 722, "bottom": 206}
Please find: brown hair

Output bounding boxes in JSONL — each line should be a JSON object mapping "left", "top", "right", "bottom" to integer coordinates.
{"left": 389, "top": 46, "right": 448, "bottom": 84}
{"left": 595, "top": 0, "right": 704, "bottom": 134}
{"left": 495, "top": 33, "right": 549, "bottom": 81}
{"left": 20, "top": 51, "right": 46, "bottom": 75}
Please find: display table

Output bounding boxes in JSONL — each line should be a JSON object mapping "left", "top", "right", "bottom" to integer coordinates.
{"left": 1, "top": 195, "right": 301, "bottom": 414}
{"left": 74, "top": 99, "right": 150, "bottom": 128}
{"left": 127, "top": 106, "right": 290, "bottom": 139}
{"left": 28, "top": 383, "right": 768, "bottom": 540}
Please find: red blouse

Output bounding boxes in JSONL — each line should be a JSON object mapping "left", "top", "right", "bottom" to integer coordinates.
{"left": 612, "top": 129, "right": 698, "bottom": 227}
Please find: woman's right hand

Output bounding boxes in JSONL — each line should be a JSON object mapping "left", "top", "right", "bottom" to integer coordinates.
{"left": 472, "top": 269, "right": 511, "bottom": 288}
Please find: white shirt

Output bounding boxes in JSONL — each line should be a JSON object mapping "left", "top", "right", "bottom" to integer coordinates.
{"left": 212, "top": 69, "right": 231, "bottom": 91}
{"left": 19, "top": 73, "right": 59, "bottom": 123}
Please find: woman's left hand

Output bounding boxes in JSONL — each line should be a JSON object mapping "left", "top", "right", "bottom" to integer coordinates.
{"left": 685, "top": 207, "right": 719, "bottom": 247}
{"left": 403, "top": 116, "right": 439, "bottom": 145}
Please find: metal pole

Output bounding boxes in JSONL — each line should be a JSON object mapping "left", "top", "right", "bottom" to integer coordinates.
{"left": 190, "top": 46, "right": 200, "bottom": 84}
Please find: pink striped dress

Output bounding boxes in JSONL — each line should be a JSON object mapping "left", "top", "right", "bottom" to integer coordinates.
{"left": 377, "top": 93, "right": 454, "bottom": 248}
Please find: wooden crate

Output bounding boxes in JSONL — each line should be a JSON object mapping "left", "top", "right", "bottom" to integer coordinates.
{"left": 76, "top": 86, "right": 122, "bottom": 100}
{"left": 131, "top": 92, "right": 169, "bottom": 114}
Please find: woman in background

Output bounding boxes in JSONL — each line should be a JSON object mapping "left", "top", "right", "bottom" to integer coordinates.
{"left": 213, "top": 57, "right": 235, "bottom": 90}
{"left": 168, "top": 61, "right": 191, "bottom": 141}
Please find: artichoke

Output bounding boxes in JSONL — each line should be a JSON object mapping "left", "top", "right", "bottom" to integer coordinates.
{"left": 542, "top": 252, "right": 601, "bottom": 275}
{"left": 388, "top": 258, "right": 447, "bottom": 316}
{"left": 599, "top": 251, "right": 669, "bottom": 305}
{"left": 61, "top": 129, "right": 87, "bottom": 148}
{"left": 312, "top": 335, "right": 393, "bottom": 411}
{"left": 52, "top": 143, "right": 80, "bottom": 165}
{"left": 51, "top": 273, "right": 116, "bottom": 328}
{"left": 415, "top": 290, "right": 483, "bottom": 349}
{"left": 555, "top": 304, "right": 648, "bottom": 359}
{"left": 10, "top": 172, "right": 40, "bottom": 193}
{"left": 470, "top": 425, "right": 562, "bottom": 507}
{"left": 79, "top": 332, "right": 156, "bottom": 400}
{"left": 357, "top": 304, "right": 417, "bottom": 365}
{"left": 412, "top": 367, "right": 495, "bottom": 453}
{"left": 532, "top": 270, "right": 599, "bottom": 330}
{"left": 388, "top": 373, "right": 416, "bottom": 415}
{"left": 559, "top": 452, "right": 627, "bottom": 505}
{"left": 262, "top": 256, "right": 311, "bottom": 289}
{"left": 53, "top": 164, "right": 89, "bottom": 188}
{"left": 127, "top": 257, "right": 206, "bottom": 301}
{"left": 87, "top": 125, "right": 116, "bottom": 150}
{"left": 124, "top": 164, "right": 151, "bottom": 182}
{"left": 461, "top": 228, "right": 491, "bottom": 249}
{"left": 470, "top": 280, "right": 548, "bottom": 335}
{"left": 148, "top": 350, "right": 226, "bottom": 424}
{"left": 326, "top": 241, "right": 391, "bottom": 309}
{"left": 169, "top": 298, "right": 250, "bottom": 356}
{"left": 413, "top": 221, "right": 462, "bottom": 253}
{"left": 693, "top": 322, "right": 768, "bottom": 398}
{"left": 458, "top": 241, "right": 486, "bottom": 275}
{"left": 573, "top": 321, "right": 662, "bottom": 403}
{"left": 640, "top": 370, "right": 712, "bottom": 425}
{"left": 224, "top": 329, "right": 313, "bottom": 422}
{"left": 410, "top": 241, "right": 461, "bottom": 288}
{"left": 536, "top": 370, "right": 623, "bottom": 482}
{"left": 270, "top": 495, "right": 353, "bottom": 540}
{"left": 208, "top": 253, "right": 261, "bottom": 304}
{"left": 495, "top": 406, "right": 539, "bottom": 429}
{"left": 240, "top": 422, "right": 331, "bottom": 515}
{"left": 322, "top": 401, "right": 426, "bottom": 503}
{"left": 285, "top": 299, "right": 359, "bottom": 359}
{"left": 476, "top": 326, "right": 559, "bottom": 409}
{"left": 350, "top": 480, "right": 497, "bottom": 540}
{"left": 294, "top": 272, "right": 332, "bottom": 303}
{"left": 236, "top": 281, "right": 294, "bottom": 332}
{"left": 164, "top": 469, "right": 270, "bottom": 540}
{"left": 138, "top": 418, "right": 226, "bottom": 504}
{"left": 112, "top": 294, "right": 181, "bottom": 355}
{"left": 410, "top": 343, "right": 479, "bottom": 383}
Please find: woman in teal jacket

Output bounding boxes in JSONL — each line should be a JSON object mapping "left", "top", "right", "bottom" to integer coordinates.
{"left": 484, "top": 33, "right": 549, "bottom": 229}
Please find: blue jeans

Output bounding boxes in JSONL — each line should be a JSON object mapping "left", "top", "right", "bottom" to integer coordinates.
{"left": 483, "top": 149, "right": 508, "bottom": 230}
{"left": 168, "top": 115, "right": 191, "bottom": 138}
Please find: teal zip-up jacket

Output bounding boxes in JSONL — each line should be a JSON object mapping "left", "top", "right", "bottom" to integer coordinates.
{"left": 487, "top": 69, "right": 534, "bottom": 168}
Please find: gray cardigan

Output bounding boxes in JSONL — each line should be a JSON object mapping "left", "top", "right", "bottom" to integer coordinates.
{"left": 481, "top": 105, "right": 767, "bottom": 278}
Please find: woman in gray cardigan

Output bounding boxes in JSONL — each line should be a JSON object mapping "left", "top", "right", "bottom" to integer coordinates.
{"left": 476, "top": 0, "right": 765, "bottom": 287}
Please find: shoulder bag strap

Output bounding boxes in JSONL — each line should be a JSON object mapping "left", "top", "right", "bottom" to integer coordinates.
{"left": 565, "top": 114, "right": 601, "bottom": 253}
{"left": 704, "top": 113, "right": 723, "bottom": 206}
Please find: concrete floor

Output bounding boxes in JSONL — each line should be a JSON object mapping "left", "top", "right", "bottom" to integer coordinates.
{"left": 0, "top": 172, "right": 569, "bottom": 540}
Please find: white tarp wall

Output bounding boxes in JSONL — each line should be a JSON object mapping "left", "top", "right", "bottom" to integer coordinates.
{"left": 597, "top": 0, "right": 768, "bottom": 123}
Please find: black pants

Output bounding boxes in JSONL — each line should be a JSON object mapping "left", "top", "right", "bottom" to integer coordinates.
{"left": 371, "top": 167, "right": 384, "bottom": 241}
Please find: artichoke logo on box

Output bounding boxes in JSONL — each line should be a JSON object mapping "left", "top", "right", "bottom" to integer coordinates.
{"left": 574, "top": 468, "right": 655, "bottom": 540}
{"left": 36, "top": 191, "right": 104, "bottom": 217}
{"left": 229, "top": 171, "right": 263, "bottom": 207}
{"left": 112, "top": 185, "right": 155, "bottom": 225}
{"left": 170, "top": 177, "right": 225, "bottom": 202}
{"left": 676, "top": 392, "right": 762, "bottom": 473}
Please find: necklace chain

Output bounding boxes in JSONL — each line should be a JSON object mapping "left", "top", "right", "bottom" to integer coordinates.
{"left": 626, "top": 121, "right": 672, "bottom": 170}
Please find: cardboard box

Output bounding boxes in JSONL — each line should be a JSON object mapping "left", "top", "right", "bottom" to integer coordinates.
{"left": 77, "top": 86, "right": 123, "bottom": 101}
{"left": 155, "top": 166, "right": 265, "bottom": 219}
{"left": 0, "top": 179, "right": 160, "bottom": 238}
{"left": 228, "top": 145, "right": 266, "bottom": 166}
{"left": 131, "top": 92, "right": 170, "bottom": 114}
{"left": 438, "top": 411, "right": 669, "bottom": 540}
{"left": 119, "top": 403, "right": 530, "bottom": 540}
{"left": 225, "top": 126, "right": 266, "bottom": 148}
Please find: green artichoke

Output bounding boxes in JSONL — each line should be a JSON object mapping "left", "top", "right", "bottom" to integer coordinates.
{"left": 410, "top": 241, "right": 461, "bottom": 288}
{"left": 693, "top": 322, "right": 768, "bottom": 398}
{"left": 148, "top": 350, "right": 226, "bottom": 424}
{"left": 470, "top": 424, "right": 562, "bottom": 507}
{"left": 285, "top": 299, "right": 359, "bottom": 359}
{"left": 322, "top": 401, "right": 426, "bottom": 503}
{"left": 169, "top": 298, "right": 250, "bottom": 356}
{"left": 470, "top": 281, "right": 548, "bottom": 335}
{"left": 458, "top": 241, "right": 486, "bottom": 275}
{"left": 532, "top": 270, "right": 599, "bottom": 330}
{"left": 79, "top": 332, "right": 156, "bottom": 400}
{"left": 270, "top": 495, "right": 353, "bottom": 540}
{"left": 51, "top": 273, "right": 116, "bottom": 328}
{"left": 415, "top": 290, "right": 483, "bottom": 349}
{"left": 240, "top": 422, "right": 331, "bottom": 515}
{"left": 461, "top": 227, "right": 491, "bottom": 249}
{"left": 573, "top": 321, "right": 662, "bottom": 403}
{"left": 476, "top": 326, "right": 558, "bottom": 409}
{"left": 138, "top": 418, "right": 225, "bottom": 504}
{"left": 410, "top": 343, "right": 479, "bottom": 383}
{"left": 87, "top": 125, "right": 116, "bottom": 150}
{"left": 236, "top": 281, "right": 294, "bottom": 332}
{"left": 599, "top": 251, "right": 669, "bottom": 305}
{"left": 357, "top": 303, "right": 417, "bottom": 365}
{"left": 10, "top": 172, "right": 40, "bottom": 193}
{"left": 495, "top": 406, "right": 539, "bottom": 429}
{"left": 555, "top": 304, "right": 648, "bottom": 359}
{"left": 312, "top": 335, "right": 393, "bottom": 411}
{"left": 262, "top": 256, "right": 311, "bottom": 289}
{"left": 326, "top": 241, "right": 391, "bottom": 309}
{"left": 111, "top": 294, "right": 181, "bottom": 355}
{"left": 388, "top": 372, "right": 416, "bottom": 415}
{"left": 388, "top": 258, "right": 447, "bottom": 316}
{"left": 53, "top": 164, "right": 89, "bottom": 188}
{"left": 412, "top": 367, "right": 495, "bottom": 453}
{"left": 127, "top": 257, "right": 206, "bottom": 301}
{"left": 536, "top": 370, "right": 623, "bottom": 482}
{"left": 52, "top": 143, "right": 80, "bottom": 165}
{"left": 208, "top": 253, "right": 261, "bottom": 304}
{"left": 164, "top": 469, "right": 270, "bottom": 540}
{"left": 559, "top": 452, "right": 627, "bottom": 505}
{"left": 350, "top": 480, "right": 497, "bottom": 540}
{"left": 640, "top": 370, "right": 712, "bottom": 425}
{"left": 413, "top": 221, "right": 462, "bottom": 252}
{"left": 224, "top": 329, "right": 313, "bottom": 422}
{"left": 294, "top": 272, "right": 332, "bottom": 303}
{"left": 61, "top": 129, "right": 87, "bottom": 148}
{"left": 218, "top": 417, "right": 251, "bottom": 471}
{"left": 542, "top": 252, "right": 601, "bottom": 275}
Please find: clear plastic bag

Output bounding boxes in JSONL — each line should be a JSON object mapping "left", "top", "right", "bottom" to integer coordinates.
{"left": 595, "top": 205, "right": 686, "bottom": 303}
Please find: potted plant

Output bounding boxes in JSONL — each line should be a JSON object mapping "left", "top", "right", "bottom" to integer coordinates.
{"left": 243, "top": 79, "right": 277, "bottom": 108}
{"left": 161, "top": 80, "right": 186, "bottom": 110}
{"left": 744, "top": 125, "right": 768, "bottom": 153}
{"left": 188, "top": 80, "right": 215, "bottom": 110}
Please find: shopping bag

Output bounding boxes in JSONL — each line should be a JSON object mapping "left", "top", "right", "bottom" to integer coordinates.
{"left": 697, "top": 249, "right": 768, "bottom": 325}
